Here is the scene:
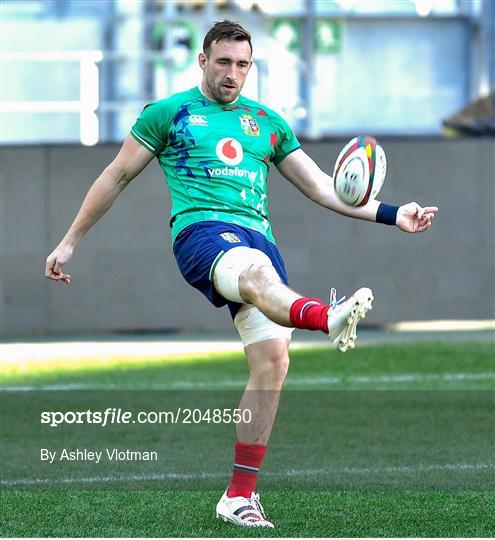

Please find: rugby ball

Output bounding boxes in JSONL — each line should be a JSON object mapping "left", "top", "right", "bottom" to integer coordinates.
{"left": 333, "top": 135, "right": 387, "bottom": 207}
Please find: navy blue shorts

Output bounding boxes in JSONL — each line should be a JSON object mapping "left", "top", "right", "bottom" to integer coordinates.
{"left": 173, "top": 221, "right": 289, "bottom": 318}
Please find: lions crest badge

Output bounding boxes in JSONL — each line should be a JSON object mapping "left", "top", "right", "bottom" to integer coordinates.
{"left": 220, "top": 232, "right": 241, "bottom": 243}
{"left": 240, "top": 114, "right": 260, "bottom": 137}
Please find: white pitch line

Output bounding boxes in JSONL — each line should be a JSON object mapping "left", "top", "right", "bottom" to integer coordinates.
{"left": 283, "top": 462, "right": 495, "bottom": 476}
{"left": 2, "top": 371, "right": 495, "bottom": 392}
{"left": 2, "top": 462, "right": 493, "bottom": 487}
{"left": 0, "top": 472, "right": 223, "bottom": 487}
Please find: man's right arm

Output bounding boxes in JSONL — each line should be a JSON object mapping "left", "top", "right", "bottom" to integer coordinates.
{"left": 45, "top": 135, "right": 155, "bottom": 284}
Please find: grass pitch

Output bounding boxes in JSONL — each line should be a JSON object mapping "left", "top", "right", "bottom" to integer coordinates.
{"left": 1, "top": 339, "right": 494, "bottom": 537}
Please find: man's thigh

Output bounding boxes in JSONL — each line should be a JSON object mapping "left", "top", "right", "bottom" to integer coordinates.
{"left": 173, "top": 221, "right": 289, "bottom": 318}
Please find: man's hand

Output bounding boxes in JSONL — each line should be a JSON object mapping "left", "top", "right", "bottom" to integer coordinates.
{"left": 43, "top": 136, "right": 155, "bottom": 286}
{"left": 396, "top": 202, "right": 438, "bottom": 233}
{"left": 45, "top": 244, "right": 73, "bottom": 284}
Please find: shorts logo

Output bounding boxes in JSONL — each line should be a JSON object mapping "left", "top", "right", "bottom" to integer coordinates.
{"left": 189, "top": 114, "right": 208, "bottom": 126}
{"left": 240, "top": 114, "right": 260, "bottom": 137}
{"left": 216, "top": 138, "right": 243, "bottom": 166}
{"left": 220, "top": 232, "right": 241, "bottom": 243}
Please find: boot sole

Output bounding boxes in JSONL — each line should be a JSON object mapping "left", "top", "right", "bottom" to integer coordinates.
{"left": 337, "top": 288, "right": 374, "bottom": 352}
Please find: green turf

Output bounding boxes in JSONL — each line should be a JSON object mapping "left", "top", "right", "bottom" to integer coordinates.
{"left": 1, "top": 340, "right": 494, "bottom": 537}
{"left": 3, "top": 340, "right": 495, "bottom": 390}
{"left": 2, "top": 489, "right": 494, "bottom": 537}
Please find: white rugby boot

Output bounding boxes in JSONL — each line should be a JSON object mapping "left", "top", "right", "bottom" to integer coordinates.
{"left": 327, "top": 287, "right": 374, "bottom": 352}
{"left": 216, "top": 490, "right": 274, "bottom": 528}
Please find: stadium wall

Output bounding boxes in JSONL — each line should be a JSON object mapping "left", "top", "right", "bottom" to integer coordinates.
{"left": 2, "top": 138, "right": 494, "bottom": 338}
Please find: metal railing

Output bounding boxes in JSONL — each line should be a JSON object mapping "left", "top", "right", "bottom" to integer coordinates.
{"left": 1, "top": 50, "right": 103, "bottom": 145}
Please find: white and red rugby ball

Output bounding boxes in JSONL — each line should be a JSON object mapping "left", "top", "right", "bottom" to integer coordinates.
{"left": 333, "top": 135, "right": 387, "bottom": 207}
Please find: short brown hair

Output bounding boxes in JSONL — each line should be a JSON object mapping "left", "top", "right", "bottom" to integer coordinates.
{"left": 203, "top": 20, "right": 252, "bottom": 56}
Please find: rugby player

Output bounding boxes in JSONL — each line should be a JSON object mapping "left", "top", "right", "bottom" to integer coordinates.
{"left": 45, "top": 20, "right": 438, "bottom": 528}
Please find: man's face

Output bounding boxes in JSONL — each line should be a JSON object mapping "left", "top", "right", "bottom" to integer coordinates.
{"left": 199, "top": 39, "right": 252, "bottom": 104}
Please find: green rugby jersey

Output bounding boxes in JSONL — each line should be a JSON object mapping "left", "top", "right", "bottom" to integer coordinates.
{"left": 130, "top": 86, "right": 300, "bottom": 243}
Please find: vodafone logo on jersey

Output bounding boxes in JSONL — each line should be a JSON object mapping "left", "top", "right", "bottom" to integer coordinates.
{"left": 216, "top": 138, "right": 243, "bottom": 166}
{"left": 209, "top": 137, "right": 256, "bottom": 182}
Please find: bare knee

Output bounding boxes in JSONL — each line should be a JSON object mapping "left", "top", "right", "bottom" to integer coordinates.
{"left": 246, "top": 339, "right": 290, "bottom": 388}
{"left": 267, "top": 347, "right": 290, "bottom": 383}
{"left": 239, "top": 264, "right": 282, "bottom": 303}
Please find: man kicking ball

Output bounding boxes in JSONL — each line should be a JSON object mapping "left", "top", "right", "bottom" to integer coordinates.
{"left": 45, "top": 20, "right": 438, "bottom": 528}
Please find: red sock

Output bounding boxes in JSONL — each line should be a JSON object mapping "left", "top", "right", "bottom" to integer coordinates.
{"left": 227, "top": 441, "right": 267, "bottom": 498}
{"left": 290, "top": 297, "right": 329, "bottom": 333}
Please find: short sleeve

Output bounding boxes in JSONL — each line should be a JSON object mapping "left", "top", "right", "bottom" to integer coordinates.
{"left": 270, "top": 112, "right": 301, "bottom": 166}
{"left": 130, "top": 100, "right": 171, "bottom": 156}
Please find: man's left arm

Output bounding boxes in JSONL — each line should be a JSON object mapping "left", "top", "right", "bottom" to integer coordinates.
{"left": 276, "top": 148, "right": 438, "bottom": 233}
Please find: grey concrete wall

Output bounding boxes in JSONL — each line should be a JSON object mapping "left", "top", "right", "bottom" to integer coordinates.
{"left": 1, "top": 138, "right": 494, "bottom": 338}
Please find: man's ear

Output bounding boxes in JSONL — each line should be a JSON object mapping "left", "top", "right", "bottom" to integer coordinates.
{"left": 198, "top": 52, "right": 207, "bottom": 71}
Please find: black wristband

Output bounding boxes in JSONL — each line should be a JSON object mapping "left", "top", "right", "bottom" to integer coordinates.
{"left": 376, "top": 203, "right": 399, "bottom": 226}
